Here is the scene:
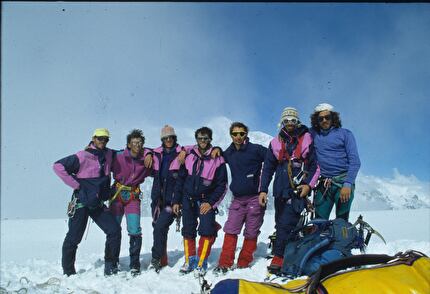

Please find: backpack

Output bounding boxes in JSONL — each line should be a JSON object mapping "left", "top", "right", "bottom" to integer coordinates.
{"left": 210, "top": 251, "right": 430, "bottom": 294}
{"left": 282, "top": 218, "right": 364, "bottom": 278}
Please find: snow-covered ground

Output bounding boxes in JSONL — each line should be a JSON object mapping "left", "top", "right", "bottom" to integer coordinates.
{"left": 1, "top": 209, "right": 429, "bottom": 293}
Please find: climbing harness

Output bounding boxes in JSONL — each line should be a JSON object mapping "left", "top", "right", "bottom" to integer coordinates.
{"left": 109, "top": 182, "right": 141, "bottom": 205}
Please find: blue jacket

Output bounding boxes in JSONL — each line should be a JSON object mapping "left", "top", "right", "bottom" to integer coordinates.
{"left": 310, "top": 127, "right": 361, "bottom": 187}
{"left": 259, "top": 125, "right": 318, "bottom": 199}
{"left": 173, "top": 146, "right": 228, "bottom": 207}
{"left": 223, "top": 139, "right": 267, "bottom": 197}
{"left": 150, "top": 145, "right": 183, "bottom": 208}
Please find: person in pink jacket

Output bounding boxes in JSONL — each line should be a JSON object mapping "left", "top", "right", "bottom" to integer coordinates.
{"left": 109, "top": 129, "right": 152, "bottom": 276}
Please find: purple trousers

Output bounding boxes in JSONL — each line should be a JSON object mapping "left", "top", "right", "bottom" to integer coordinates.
{"left": 223, "top": 194, "right": 265, "bottom": 239}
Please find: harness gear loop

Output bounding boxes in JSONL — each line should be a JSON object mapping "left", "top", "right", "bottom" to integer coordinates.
{"left": 109, "top": 182, "right": 141, "bottom": 205}
{"left": 322, "top": 178, "right": 332, "bottom": 197}
{"left": 67, "top": 193, "right": 78, "bottom": 218}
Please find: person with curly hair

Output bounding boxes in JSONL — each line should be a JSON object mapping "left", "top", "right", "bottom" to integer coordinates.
{"left": 310, "top": 103, "right": 361, "bottom": 221}
{"left": 109, "top": 129, "right": 153, "bottom": 276}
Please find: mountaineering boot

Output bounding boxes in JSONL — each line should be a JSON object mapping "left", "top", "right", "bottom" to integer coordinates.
{"left": 213, "top": 265, "right": 230, "bottom": 276}
{"left": 217, "top": 233, "right": 238, "bottom": 269}
{"left": 180, "top": 255, "right": 198, "bottom": 274}
{"left": 237, "top": 238, "right": 257, "bottom": 268}
{"left": 149, "top": 258, "right": 163, "bottom": 273}
{"left": 267, "top": 231, "right": 277, "bottom": 258}
{"left": 194, "top": 259, "right": 208, "bottom": 278}
{"left": 104, "top": 261, "right": 119, "bottom": 276}
{"left": 129, "top": 235, "right": 142, "bottom": 274}
{"left": 62, "top": 240, "right": 78, "bottom": 276}
{"left": 267, "top": 255, "right": 284, "bottom": 275}
{"left": 195, "top": 236, "right": 216, "bottom": 277}
{"left": 179, "top": 238, "right": 197, "bottom": 274}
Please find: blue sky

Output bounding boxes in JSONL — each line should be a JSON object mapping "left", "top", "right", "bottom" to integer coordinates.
{"left": 2, "top": 3, "right": 429, "bottom": 218}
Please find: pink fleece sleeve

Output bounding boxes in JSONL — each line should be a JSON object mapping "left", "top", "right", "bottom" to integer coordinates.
{"left": 53, "top": 163, "right": 80, "bottom": 190}
{"left": 308, "top": 165, "right": 320, "bottom": 189}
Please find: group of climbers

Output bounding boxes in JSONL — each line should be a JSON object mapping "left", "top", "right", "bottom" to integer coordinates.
{"left": 53, "top": 102, "right": 360, "bottom": 279}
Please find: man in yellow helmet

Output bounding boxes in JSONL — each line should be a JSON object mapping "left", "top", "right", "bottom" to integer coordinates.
{"left": 53, "top": 128, "right": 121, "bottom": 276}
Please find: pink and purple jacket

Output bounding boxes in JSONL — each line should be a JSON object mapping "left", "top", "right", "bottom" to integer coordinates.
{"left": 173, "top": 146, "right": 228, "bottom": 208}
{"left": 112, "top": 147, "right": 152, "bottom": 187}
{"left": 259, "top": 125, "right": 319, "bottom": 199}
{"left": 53, "top": 143, "right": 114, "bottom": 207}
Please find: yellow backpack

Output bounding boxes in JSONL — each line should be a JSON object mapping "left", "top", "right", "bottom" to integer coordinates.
{"left": 210, "top": 251, "right": 430, "bottom": 294}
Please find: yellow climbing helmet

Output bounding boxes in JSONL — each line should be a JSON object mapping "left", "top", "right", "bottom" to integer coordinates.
{"left": 93, "top": 128, "right": 110, "bottom": 137}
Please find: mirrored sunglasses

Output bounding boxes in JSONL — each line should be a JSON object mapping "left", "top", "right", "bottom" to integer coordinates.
{"left": 283, "top": 118, "right": 298, "bottom": 125}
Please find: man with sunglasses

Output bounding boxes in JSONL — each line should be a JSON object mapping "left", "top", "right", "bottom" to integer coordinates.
{"left": 310, "top": 103, "right": 361, "bottom": 221}
{"left": 211, "top": 122, "right": 267, "bottom": 274}
{"left": 109, "top": 129, "right": 153, "bottom": 276}
{"left": 172, "top": 127, "right": 228, "bottom": 277}
{"left": 258, "top": 108, "right": 319, "bottom": 276}
{"left": 53, "top": 128, "right": 121, "bottom": 276}
{"left": 149, "top": 125, "right": 187, "bottom": 273}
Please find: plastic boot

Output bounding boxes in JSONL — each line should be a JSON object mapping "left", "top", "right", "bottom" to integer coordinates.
{"left": 195, "top": 236, "right": 215, "bottom": 277}
{"left": 267, "top": 255, "right": 284, "bottom": 275}
{"left": 179, "top": 238, "right": 197, "bottom": 274}
{"left": 194, "top": 259, "right": 208, "bottom": 278}
{"left": 62, "top": 242, "right": 77, "bottom": 276}
{"left": 180, "top": 255, "right": 198, "bottom": 274}
{"left": 217, "top": 233, "right": 238, "bottom": 269}
{"left": 237, "top": 238, "right": 257, "bottom": 268}
{"left": 150, "top": 258, "right": 162, "bottom": 273}
{"left": 104, "top": 261, "right": 119, "bottom": 276}
{"left": 213, "top": 265, "right": 229, "bottom": 275}
{"left": 129, "top": 235, "right": 142, "bottom": 273}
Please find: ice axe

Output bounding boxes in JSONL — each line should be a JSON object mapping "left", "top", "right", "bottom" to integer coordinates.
{"left": 353, "top": 215, "right": 386, "bottom": 253}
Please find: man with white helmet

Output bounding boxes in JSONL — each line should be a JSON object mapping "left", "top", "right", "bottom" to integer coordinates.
{"left": 259, "top": 108, "right": 319, "bottom": 275}
{"left": 310, "top": 103, "right": 361, "bottom": 221}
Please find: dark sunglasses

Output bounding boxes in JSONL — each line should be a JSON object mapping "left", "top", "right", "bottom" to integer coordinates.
{"left": 231, "top": 132, "right": 247, "bottom": 137}
{"left": 318, "top": 114, "right": 332, "bottom": 122}
{"left": 196, "top": 136, "right": 211, "bottom": 142}
{"left": 162, "top": 135, "right": 176, "bottom": 141}
{"left": 95, "top": 136, "right": 109, "bottom": 142}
